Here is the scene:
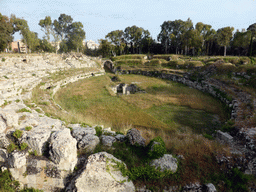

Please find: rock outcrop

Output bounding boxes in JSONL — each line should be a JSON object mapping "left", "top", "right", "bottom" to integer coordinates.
{"left": 67, "top": 152, "right": 135, "bottom": 192}
{"left": 126, "top": 128, "right": 146, "bottom": 147}
{"left": 150, "top": 154, "right": 178, "bottom": 173}
{"left": 49, "top": 129, "right": 77, "bottom": 171}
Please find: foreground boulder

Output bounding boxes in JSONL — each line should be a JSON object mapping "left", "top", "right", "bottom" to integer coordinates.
{"left": 101, "top": 135, "right": 116, "bottom": 147}
{"left": 8, "top": 150, "right": 28, "bottom": 169}
{"left": 68, "top": 152, "right": 135, "bottom": 192}
{"left": 49, "top": 128, "right": 77, "bottom": 171}
{"left": 150, "top": 154, "right": 178, "bottom": 173}
{"left": 19, "top": 129, "right": 52, "bottom": 155}
{"left": 77, "top": 134, "right": 100, "bottom": 152}
{"left": 126, "top": 128, "right": 146, "bottom": 147}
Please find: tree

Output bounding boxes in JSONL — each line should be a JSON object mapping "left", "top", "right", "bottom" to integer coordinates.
{"left": 195, "top": 22, "right": 216, "bottom": 55}
{"left": 124, "top": 25, "right": 144, "bottom": 54}
{"left": 158, "top": 19, "right": 189, "bottom": 54}
{"left": 39, "top": 16, "right": 52, "bottom": 41}
{"left": 66, "top": 22, "right": 85, "bottom": 52}
{"left": 53, "top": 14, "right": 73, "bottom": 41}
{"left": 140, "top": 30, "right": 153, "bottom": 54}
{"left": 231, "top": 29, "right": 251, "bottom": 55}
{"left": 11, "top": 15, "right": 39, "bottom": 53}
{"left": 247, "top": 23, "right": 256, "bottom": 56}
{"left": 105, "top": 30, "right": 124, "bottom": 55}
{"left": 180, "top": 18, "right": 194, "bottom": 55}
{"left": 216, "top": 26, "right": 234, "bottom": 56}
{"left": 0, "top": 13, "right": 13, "bottom": 52}
{"left": 98, "top": 39, "right": 113, "bottom": 58}
{"left": 37, "top": 38, "right": 55, "bottom": 53}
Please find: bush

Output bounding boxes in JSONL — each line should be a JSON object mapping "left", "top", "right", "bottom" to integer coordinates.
{"left": 20, "top": 143, "right": 28, "bottom": 150}
{"left": 25, "top": 126, "right": 32, "bottom": 131}
{"left": 7, "top": 143, "right": 18, "bottom": 153}
{"left": 147, "top": 136, "right": 166, "bottom": 159}
{"left": 203, "top": 134, "right": 214, "bottom": 140}
{"left": 13, "top": 129, "right": 23, "bottom": 139}
{"left": 0, "top": 170, "right": 20, "bottom": 192}
{"left": 219, "top": 168, "right": 250, "bottom": 191}
{"left": 1, "top": 58, "right": 6, "bottom": 62}
{"left": 221, "top": 120, "right": 235, "bottom": 132}
{"left": 95, "top": 126, "right": 103, "bottom": 137}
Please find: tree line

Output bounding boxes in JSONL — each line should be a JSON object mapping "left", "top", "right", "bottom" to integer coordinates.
{"left": 99, "top": 18, "right": 256, "bottom": 57}
{"left": 0, "top": 13, "right": 256, "bottom": 57}
{"left": 0, "top": 13, "right": 85, "bottom": 53}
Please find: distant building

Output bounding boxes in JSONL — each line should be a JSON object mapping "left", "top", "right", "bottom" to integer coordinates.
{"left": 11, "top": 40, "right": 27, "bottom": 53}
{"left": 84, "top": 40, "right": 99, "bottom": 50}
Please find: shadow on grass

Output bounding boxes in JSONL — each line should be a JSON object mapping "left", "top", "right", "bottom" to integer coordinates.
{"left": 145, "top": 104, "right": 222, "bottom": 135}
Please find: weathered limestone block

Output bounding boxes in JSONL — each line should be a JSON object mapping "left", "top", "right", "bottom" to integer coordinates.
{"left": 70, "top": 152, "right": 135, "bottom": 192}
{"left": 127, "top": 128, "right": 146, "bottom": 147}
{"left": 101, "top": 135, "right": 116, "bottom": 147}
{"left": 0, "top": 110, "right": 19, "bottom": 128}
{"left": 77, "top": 134, "right": 100, "bottom": 152}
{"left": 0, "top": 149, "right": 7, "bottom": 165}
{"left": 115, "top": 134, "right": 126, "bottom": 142}
{"left": 150, "top": 154, "right": 178, "bottom": 173}
{"left": 8, "top": 150, "right": 28, "bottom": 168}
{"left": 0, "top": 120, "right": 6, "bottom": 133}
{"left": 203, "top": 183, "right": 217, "bottom": 192}
{"left": 19, "top": 130, "right": 52, "bottom": 155}
{"left": 49, "top": 129, "right": 77, "bottom": 171}
{"left": 72, "top": 127, "right": 96, "bottom": 141}
{"left": 216, "top": 130, "right": 233, "bottom": 144}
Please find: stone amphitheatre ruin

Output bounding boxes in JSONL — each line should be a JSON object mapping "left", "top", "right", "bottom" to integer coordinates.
{"left": 0, "top": 53, "right": 255, "bottom": 191}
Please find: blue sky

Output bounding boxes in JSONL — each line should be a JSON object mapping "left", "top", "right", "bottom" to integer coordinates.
{"left": 0, "top": 0, "right": 255, "bottom": 43}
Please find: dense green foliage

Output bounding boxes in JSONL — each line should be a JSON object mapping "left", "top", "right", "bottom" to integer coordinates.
{"left": 147, "top": 136, "right": 167, "bottom": 159}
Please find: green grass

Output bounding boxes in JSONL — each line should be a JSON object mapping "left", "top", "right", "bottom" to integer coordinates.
{"left": 54, "top": 74, "right": 226, "bottom": 135}
{"left": 17, "top": 108, "right": 31, "bottom": 113}
{"left": 145, "top": 104, "right": 221, "bottom": 135}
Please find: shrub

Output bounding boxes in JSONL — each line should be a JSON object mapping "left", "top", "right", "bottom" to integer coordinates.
{"left": 220, "top": 168, "right": 250, "bottom": 191}
{"left": 20, "top": 143, "right": 28, "bottom": 150}
{"left": 221, "top": 120, "right": 235, "bottom": 132}
{"left": 1, "top": 58, "right": 6, "bottom": 62}
{"left": 95, "top": 126, "right": 103, "bottom": 137}
{"left": 0, "top": 170, "right": 20, "bottom": 192}
{"left": 203, "top": 134, "right": 214, "bottom": 140}
{"left": 7, "top": 143, "right": 18, "bottom": 153}
{"left": 147, "top": 136, "right": 166, "bottom": 159}
{"left": 25, "top": 126, "right": 32, "bottom": 131}
{"left": 13, "top": 129, "right": 23, "bottom": 139}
